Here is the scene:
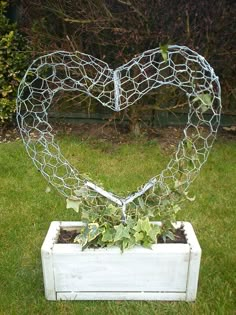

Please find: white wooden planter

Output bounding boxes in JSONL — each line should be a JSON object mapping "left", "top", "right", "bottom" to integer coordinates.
{"left": 41, "top": 221, "right": 201, "bottom": 301}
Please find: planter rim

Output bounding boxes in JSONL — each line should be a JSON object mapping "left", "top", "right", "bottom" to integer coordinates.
{"left": 42, "top": 220, "right": 201, "bottom": 252}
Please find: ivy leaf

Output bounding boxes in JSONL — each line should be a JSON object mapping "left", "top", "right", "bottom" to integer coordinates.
{"left": 174, "top": 180, "right": 184, "bottom": 189}
{"left": 45, "top": 186, "right": 51, "bottom": 193}
{"left": 138, "top": 197, "right": 145, "bottom": 210}
{"left": 134, "top": 218, "right": 151, "bottom": 234}
{"left": 81, "top": 209, "right": 90, "bottom": 222}
{"left": 162, "top": 230, "right": 175, "bottom": 243}
{"left": 126, "top": 216, "right": 136, "bottom": 229}
{"left": 2, "top": 90, "right": 9, "bottom": 97}
{"left": 66, "top": 197, "right": 81, "bottom": 212}
{"left": 134, "top": 231, "right": 144, "bottom": 242}
{"left": 114, "top": 224, "right": 130, "bottom": 242}
{"left": 184, "top": 137, "right": 193, "bottom": 151}
{"left": 148, "top": 224, "right": 161, "bottom": 242}
{"left": 105, "top": 204, "right": 119, "bottom": 216}
{"left": 121, "top": 236, "right": 136, "bottom": 250}
{"left": 74, "top": 227, "right": 87, "bottom": 247}
{"left": 142, "top": 240, "right": 153, "bottom": 249}
{"left": 102, "top": 228, "right": 114, "bottom": 243}
{"left": 173, "top": 204, "right": 181, "bottom": 213}
{"left": 142, "top": 218, "right": 152, "bottom": 233}
{"left": 74, "top": 187, "right": 89, "bottom": 198}
{"left": 160, "top": 44, "right": 168, "bottom": 63}
{"left": 193, "top": 93, "right": 212, "bottom": 113}
{"left": 183, "top": 192, "right": 196, "bottom": 202}
{"left": 147, "top": 208, "right": 155, "bottom": 218}
{"left": 125, "top": 236, "right": 136, "bottom": 249}
{"left": 121, "top": 239, "right": 130, "bottom": 251}
{"left": 87, "top": 223, "right": 100, "bottom": 242}
{"left": 133, "top": 220, "right": 142, "bottom": 232}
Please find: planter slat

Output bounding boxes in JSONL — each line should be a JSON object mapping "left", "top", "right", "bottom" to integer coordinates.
{"left": 184, "top": 222, "right": 202, "bottom": 301}
{"left": 57, "top": 292, "right": 187, "bottom": 301}
{"left": 41, "top": 221, "right": 201, "bottom": 301}
{"left": 53, "top": 245, "right": 189, "bottom": 292}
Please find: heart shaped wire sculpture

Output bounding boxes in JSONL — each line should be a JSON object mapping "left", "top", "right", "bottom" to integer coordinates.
{"left": 16, "top": 45, "right": 221, "bottom": 219}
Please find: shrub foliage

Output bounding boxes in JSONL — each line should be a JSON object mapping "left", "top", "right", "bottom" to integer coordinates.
{"left": 18, "top": 0, "right": 236, "bottom": 114}
{"left": 0, "top": 1, "right": 29, "bottom": 124}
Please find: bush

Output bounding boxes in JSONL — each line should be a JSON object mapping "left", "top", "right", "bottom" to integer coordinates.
{"left": 0, "top": 1, "right": 29, "bottom": 124}
{"left": 19, "top": 0, "right": 236, "bottom": 114}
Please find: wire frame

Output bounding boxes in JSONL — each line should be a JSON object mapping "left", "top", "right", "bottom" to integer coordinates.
{"left": 16, "top": 45, "right": 221, "bottom": 218}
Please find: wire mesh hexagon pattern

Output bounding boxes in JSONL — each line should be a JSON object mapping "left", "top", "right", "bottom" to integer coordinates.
{"left": 16, "top": 45, "right": 221, "bottom": 219}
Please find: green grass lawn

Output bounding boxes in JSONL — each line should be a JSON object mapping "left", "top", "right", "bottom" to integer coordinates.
{"left": 0, "top": 134, "right": 235, "bottom": 315}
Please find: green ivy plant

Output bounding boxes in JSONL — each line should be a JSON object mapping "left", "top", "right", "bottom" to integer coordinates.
{"left": 0, "top": 1, "right": 30, "bottom": 123}
{"left": 66, "top": 183, "right": 191, "bottom": 251}
{"left": 73, "top": 204, "right": 162, "bottom": 251}
{"left": 193, "top": 93, "right": 213, "bottom": 113}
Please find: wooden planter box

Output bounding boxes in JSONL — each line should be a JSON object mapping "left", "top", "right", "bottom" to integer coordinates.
{"left": 41, "top": 221, "right": 201, "bottom": 301}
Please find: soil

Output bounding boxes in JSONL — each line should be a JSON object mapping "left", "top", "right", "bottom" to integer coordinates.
{"left": 58, "top": 226, "right": 187, "bottom": 245}
{"left": 1, "top": 121, "right": 235, "bottom": 153}
{"left": 0, "top": 125, "right": 21, "bottom": 143}
{"left": 157, "top": 227, "right": 187, "bottom": 244}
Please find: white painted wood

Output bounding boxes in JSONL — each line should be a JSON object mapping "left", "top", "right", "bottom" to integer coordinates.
{"left": 57, "top": 292, "right": 187, "bottom": 301}
{"left": 41, "top": 221, "right": 201, "bottom": 301}
{"left": 184, "top": 222, "right": 202, "bottom": 301}
{"left": 41, "top": 221, "right": 60, "bottom": 300}
{"left": 53, "top": 244, "right": 189, "bottom": 292}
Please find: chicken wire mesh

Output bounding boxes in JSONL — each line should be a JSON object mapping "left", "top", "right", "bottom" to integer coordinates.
{"left": 16, "top": 45, "right": 221, "bottom": 218}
